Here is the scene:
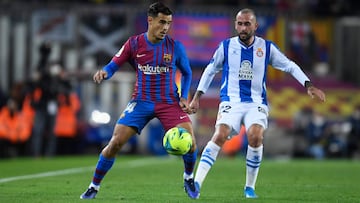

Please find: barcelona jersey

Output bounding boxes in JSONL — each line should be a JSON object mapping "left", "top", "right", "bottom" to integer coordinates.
{"left": 110, "top": 32, "right": 192, "bottom": 104}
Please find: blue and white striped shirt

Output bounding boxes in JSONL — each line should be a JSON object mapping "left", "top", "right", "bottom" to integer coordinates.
{"left": 197, "top": 36, "right": 310, "bottom": 106}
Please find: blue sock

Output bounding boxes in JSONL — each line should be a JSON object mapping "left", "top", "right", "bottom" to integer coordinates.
{"left": 92, "top": 154, "right": 115, "bottom": 186}
{"left": 182, "top": 148, "right": 198, "bottom": 179}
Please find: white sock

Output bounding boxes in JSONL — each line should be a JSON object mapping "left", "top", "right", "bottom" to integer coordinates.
{"left": 89, "top": 182, "right": 100, "bottom": 191}
{"left": 183, "top": 173, "right": 194, "bottom": 180}
{"left": 194, "top": 141, "right": 221, "bottom": 188}
{"left": 245, "top": 144, "right": 263, "bottom": 189}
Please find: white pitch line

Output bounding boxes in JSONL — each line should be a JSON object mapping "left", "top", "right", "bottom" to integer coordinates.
{"left": 0, "top": 166, "right": 94, "bottom": 183}
{"left": 0, "top": 157, "right": 169, "bottom": 184}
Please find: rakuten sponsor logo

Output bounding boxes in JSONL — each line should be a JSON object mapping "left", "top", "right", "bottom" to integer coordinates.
{"left": 138, "top": 64, "right": 170, "bottom": 75}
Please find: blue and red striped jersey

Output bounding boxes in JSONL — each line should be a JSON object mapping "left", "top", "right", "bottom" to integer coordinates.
{"left": 109, "top": 32, "right": 192, "bottom": 104}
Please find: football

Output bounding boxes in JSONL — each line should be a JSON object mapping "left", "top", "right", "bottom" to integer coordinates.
{"left": 163, "top": 127, "right": 192, "bottom": 155}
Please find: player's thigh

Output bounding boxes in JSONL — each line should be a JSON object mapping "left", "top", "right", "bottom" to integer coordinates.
{"left": 155, "top": 103, "right": 191, "bottom": 132}
{"left": 243, "top": 104, "right": 269, "bottom": 131}
{"left": 117, "top": 100, "right": 154, "bottom": 134}
{"left": 215, "top": 101, "right": 243, "bottom": 136}
{"left": 110, "top": 124, "right": 138, "bottom": 146}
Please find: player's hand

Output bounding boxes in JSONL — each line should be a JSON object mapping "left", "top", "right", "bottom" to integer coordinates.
{"left": 179, "top": 98, "right": 191, "bottom": 114}
{"left": 189, "top": 98, "right": 200, "bottom": 114}
{"left": 307, "top": 86, "right": 326, "bottom": 102}
{"left": 93, "top": 70, "right": 108, "bottom": 84}
{"left": 189, "top": 91, "right": 203, "bottom": 114}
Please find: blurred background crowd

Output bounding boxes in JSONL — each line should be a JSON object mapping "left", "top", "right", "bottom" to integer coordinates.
{"left": 0, "top": 0, "right": 359, "bottom": 160}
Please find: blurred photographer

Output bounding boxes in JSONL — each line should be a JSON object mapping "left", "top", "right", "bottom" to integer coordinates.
{"left": 29, "top": 42, "right": 72, "bottom": 157}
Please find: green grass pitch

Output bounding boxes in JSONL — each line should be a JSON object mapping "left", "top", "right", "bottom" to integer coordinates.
{"left": 0, "top": 155, "right": 359, "bottom": 203}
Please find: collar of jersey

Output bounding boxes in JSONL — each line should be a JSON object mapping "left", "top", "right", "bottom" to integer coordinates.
{"left": 144, "top": 32, "right": 165, "bottom": 47}
{"left": 237, "top": 36, "right": 256, "bottom": 49}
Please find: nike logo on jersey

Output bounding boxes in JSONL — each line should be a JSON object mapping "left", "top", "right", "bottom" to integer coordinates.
{"left": 180, "top": 115, "right": 187, "bottom": 119}
{"left": 136, "top": 54, "right": 146, "bottom": 58}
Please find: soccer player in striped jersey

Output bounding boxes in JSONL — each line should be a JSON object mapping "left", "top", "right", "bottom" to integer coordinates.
{"left": 80, "top": 2, "right": 198, "bottom": 199}
{"left": 188, "top": 8, "right": 326, "bottom": 199}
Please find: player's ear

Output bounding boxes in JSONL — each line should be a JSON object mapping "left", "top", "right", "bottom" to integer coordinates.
{"left": 254, "top": 22, "right": 259, "bottom": 31}
{"left": 148, "top": 16, "right": 153, "bottom": 24}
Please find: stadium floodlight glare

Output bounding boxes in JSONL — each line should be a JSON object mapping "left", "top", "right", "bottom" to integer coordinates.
{"left": 90, "top": 110, "right": 111, "bottom": 124}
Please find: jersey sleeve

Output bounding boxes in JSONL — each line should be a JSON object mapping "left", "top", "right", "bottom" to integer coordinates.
{"left": 175, "top": 41, "right": 192, "bottom": 100}
{"left": 112, "top": 38, "right": 132, "bottom": 66}
{"left": 102, "top": 61, "right": 119, "bottom": 80}
{"left": 102, "top": 38, "right": 133, "bottom": 79}
{"left": 197, "top": 42, "right": 224, "bottom": 93}
{"left": 269, "top": 42, "right": 310, "bottom": 86}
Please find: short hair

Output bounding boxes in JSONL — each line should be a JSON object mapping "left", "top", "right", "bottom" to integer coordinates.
{"left": 236, "top": 8, "right": 256, "bottom": 20}
{"left": 147, "top": 2, "right": 172, "bottom": 17}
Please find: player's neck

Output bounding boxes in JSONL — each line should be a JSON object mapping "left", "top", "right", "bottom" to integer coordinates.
{"left": 146, "top": 33, "right": 162, "bottom": 44}
{"left": 239, "top": 36, "right": 255, "bottom": 47}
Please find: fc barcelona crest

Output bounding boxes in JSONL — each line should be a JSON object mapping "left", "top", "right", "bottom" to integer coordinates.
{"left": 163, "top": 54, "right": 172, "bottom": 63}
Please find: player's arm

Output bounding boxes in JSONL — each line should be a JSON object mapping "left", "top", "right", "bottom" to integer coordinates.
{"left": 269, "top": 42, "right": 326, "bottom": 102}
{"left": 93, "top": 39, "right": 132, "bottom": 84}
{"left": 175, "top": 41, "right": 192, "bottom": 101}
{"left": 189, "top": 42, "right": 224, "bottom": 113}
{"left": 189, "top": 90, "right": 204, "bottom": 114}
{"left": 189, "top": 63, "right": 217, "bottom": 114}
{"left": 196, "top": 42, "right": 224, "bottom": 94}
{"left": 174, "top": 41, "right": 193, "bottom": 113}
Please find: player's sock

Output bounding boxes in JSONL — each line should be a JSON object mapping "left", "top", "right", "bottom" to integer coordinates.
{"left": 245, "top": 144, "right": 263, "bottom": 189}
{"left": 194, "top": 141, "right": 220, "bottom": 188}
{"left": 88, "top": 182, "right": 100, "bottom": 191}
{"left": 182, "top": 148, "right": 198, "bottom": 180}
{"left": 91, "top": 154, "right": 115, "bottom": 187}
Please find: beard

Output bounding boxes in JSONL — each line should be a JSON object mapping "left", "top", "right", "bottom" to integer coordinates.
{"left": 238, "top": 32, "right": 253, "bottom": 44}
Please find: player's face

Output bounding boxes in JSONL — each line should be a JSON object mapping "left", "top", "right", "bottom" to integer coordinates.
{"left": 147, "top": 13, "right": 172, "bottom": 43}
{"left": 235, "top": 12, "right": 258, "bottom": 45}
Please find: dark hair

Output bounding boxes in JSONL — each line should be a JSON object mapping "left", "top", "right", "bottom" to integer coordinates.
{"left": 147, "top": 2, "right": 172, "bottom": 17}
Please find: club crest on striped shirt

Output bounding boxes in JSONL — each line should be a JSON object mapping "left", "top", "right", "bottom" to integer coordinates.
{"left": 256, "top": 48, "right": 264, "bottom": 57}
{"left": 163, "top": 54, "right": 172, "bottom": 63}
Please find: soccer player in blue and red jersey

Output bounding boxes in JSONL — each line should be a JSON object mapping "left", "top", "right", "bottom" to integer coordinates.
{"left": 188, "top": 8, "right": 326, "bottom": 199}
{"left": 80, "top": 2, "right": 198, "bottom": 199}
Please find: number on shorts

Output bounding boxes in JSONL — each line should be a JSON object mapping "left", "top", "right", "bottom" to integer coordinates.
{"left": 125, "top": 102, "right": 137, "bottom": 113}
{"left": 221, "top": 105, "right": 231, "bottom": 113}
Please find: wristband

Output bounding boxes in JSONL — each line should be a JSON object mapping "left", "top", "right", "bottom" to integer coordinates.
{"left": 304, "top": 81, "right": 313, "bottom": 88}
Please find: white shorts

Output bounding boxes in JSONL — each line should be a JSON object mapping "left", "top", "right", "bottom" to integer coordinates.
{"left": 215, "top": 101, "right": 269, "bottom": 137}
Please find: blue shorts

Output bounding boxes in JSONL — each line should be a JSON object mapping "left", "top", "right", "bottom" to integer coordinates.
{"left": 117, "top": 100, "right": 191, "bottom": 134}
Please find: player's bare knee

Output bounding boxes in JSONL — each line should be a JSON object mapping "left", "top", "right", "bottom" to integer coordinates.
{"left": 248, "top": 134, "right": 263, "bottom": 147}
{"left": 105, "top": 133, "right": 126, "bottom": 154}
{"left": 247, "top": 124, "right": 264, "bottom": 147}
{"left": 212, "top": 132, "right": 228, "bottom": 146}
{"left": 108, "top": 144, "right": 120, "bottom": 155}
